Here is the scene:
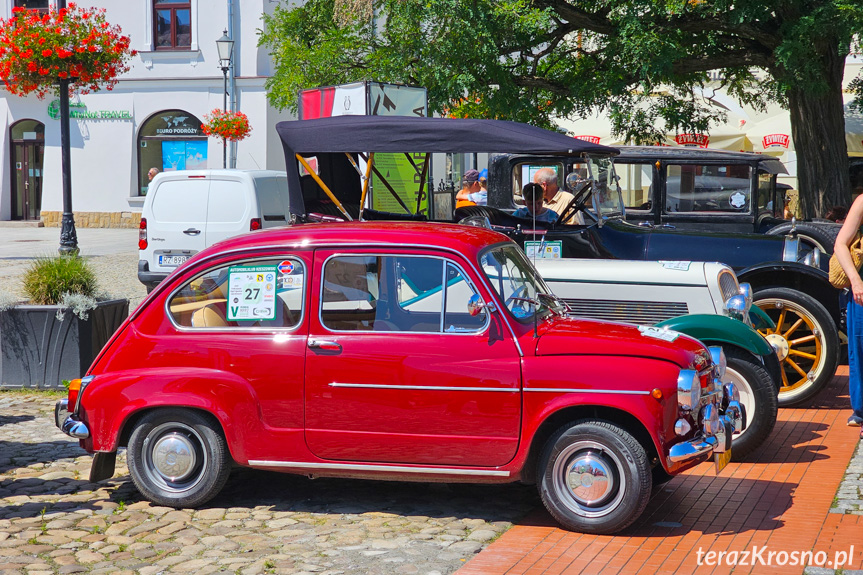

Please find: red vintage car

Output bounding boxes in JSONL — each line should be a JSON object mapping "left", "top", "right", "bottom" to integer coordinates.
{"left": 56, "top": 222, "right": 743, "bottom": 534}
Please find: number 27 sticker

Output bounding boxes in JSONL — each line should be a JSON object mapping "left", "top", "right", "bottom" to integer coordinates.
{"left": 227, "top": 265, "right": 277, "bottom": 321}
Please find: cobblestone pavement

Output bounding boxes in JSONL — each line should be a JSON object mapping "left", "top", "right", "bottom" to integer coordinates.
{"left": 0, "top": 393, "right": 537, "bottom": 575}
{"left": 831, "top": 435, "right": 863, "bottom": 515}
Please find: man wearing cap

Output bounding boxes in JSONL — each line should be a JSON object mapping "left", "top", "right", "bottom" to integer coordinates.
{"left": 455, "top": 169, "right": 487, "bottom": 208}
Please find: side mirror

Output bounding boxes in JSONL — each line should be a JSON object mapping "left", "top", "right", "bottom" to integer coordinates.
{"left": 467, "top": 294, "right": 495, "bottom": 317}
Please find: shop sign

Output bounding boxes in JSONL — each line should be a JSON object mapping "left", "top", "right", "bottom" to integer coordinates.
{"left": 762, "top": 134, "right": 790, "bottom": 149}
{"left": 675, "top": 133, "right": 710, "bottom": 148}
{"left": 154, "top": 113, "right": 203, "bottom": 136}
{"left": 574, "top": 135, "right": 601, "bottom": 144}
{"left": 48, "top": 100, "right": 132, "bottom": 120}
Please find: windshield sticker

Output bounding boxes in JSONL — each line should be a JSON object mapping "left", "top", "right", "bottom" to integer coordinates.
{"left": 227, "top": 265, "right": 277, "bottom": 321}
{"left": 524, "top": 240, "right": 562, "bottom": 259}
{"left": 638, "top": 325, "right": 680, "bottom": 342}
{"left": 729, "top": 191, "right": 747, "bottom": 209}
{"left": 659, "top": 260, "right": 692, "bottom": 271}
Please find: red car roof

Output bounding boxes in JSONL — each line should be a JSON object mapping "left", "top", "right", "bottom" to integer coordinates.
{"left": 201, "top": 221, "right": 513, "bottom": 260}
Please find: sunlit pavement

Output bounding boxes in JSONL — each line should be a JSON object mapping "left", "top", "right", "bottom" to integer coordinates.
{"left": 458, "top": 367, "right": 863, "bottom": 575}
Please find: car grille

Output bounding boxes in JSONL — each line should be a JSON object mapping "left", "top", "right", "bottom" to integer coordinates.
{"left": 718, "top": 269, "right": 739, "bottom": 303}
{"left": 563, "top": 298, "right": 689, "bottom": 325}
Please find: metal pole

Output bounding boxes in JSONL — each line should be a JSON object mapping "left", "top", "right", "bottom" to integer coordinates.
{"left": 222, "top": 67, "right": 228, "bottom": 169}
{"left": 57, "top": 71, "right": 77, "bottom": 254}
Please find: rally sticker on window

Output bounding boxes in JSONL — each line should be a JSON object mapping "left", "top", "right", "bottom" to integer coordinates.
{"left": 659, "top": 260, "right": 692, "bottom": 271}
{"left": 638, "top": 325, "right": 680, "bottom": 342}
{"left": 524, "top": 240, "right": 562, "bottom": 259}
{"left": 227, "top": 265, "right": 277, "bottom": 321}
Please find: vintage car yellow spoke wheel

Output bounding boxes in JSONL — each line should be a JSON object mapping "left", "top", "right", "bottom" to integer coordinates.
{"left": 753, "top": 287, "right": 838, "bottom": 407}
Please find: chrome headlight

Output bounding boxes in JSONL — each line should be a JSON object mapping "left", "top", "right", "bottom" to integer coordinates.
{"left": 708, "top": 346, "right": 726, "bottom": 380}
{"left": 801, "top": 248, "right": 822, "bottom": 268}
{"left": 724, "top": 294, "right": 747, "bottom": 322}
{"left": 782, "top": 235, "right": 799, "bottom": 263}
{"left": 677, "top": 369, "right": 700, "bottom": 411}
{"left": 738, "top": 283, "right": 753, "bottom": 309}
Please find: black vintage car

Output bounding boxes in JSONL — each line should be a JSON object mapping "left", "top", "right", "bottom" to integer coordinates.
{"left": 276, "top": 116, "right": 840, "bottom": 406}
{"left": 613, "top": 146, "right": 842, "bottom": 253}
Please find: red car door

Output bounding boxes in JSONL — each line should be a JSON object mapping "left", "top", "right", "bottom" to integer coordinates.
{"left": 304, "top": 248, "right": 522, "bottom": 467}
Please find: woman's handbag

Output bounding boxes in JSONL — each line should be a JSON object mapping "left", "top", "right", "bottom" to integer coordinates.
{"left": 828, "top": 233, "right": 863, "bottom": 289}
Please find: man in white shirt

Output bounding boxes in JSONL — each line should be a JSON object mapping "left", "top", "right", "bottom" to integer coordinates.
{"left": 533, "top": 167, "right": 583, "bottom": 224}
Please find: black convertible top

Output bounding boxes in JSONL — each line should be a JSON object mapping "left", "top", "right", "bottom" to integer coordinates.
{"left": 276, "top": 116, "right": 617, "bottom": 155}
{"left": 276, "top": 116, "right": 618, "bottom": 215}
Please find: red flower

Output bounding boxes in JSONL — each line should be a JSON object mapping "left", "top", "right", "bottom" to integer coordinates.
{"left": 41, "top": 48, "right": 51, "bottom": 57}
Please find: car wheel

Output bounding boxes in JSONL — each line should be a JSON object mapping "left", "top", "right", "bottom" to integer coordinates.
{"left": 537, "top": 420, "right": 651, "bottom": 534}
{"left": 127, "top": 408, "right": 232, "bottom": 508}
{"left": 721, "top": 347, "right": 778, "bottom": 459}
{"left": 752, "top": 287, "right": 839, "bottom": 407}
{"left": 765, "top": 222, "right": 842, "bottom": 254}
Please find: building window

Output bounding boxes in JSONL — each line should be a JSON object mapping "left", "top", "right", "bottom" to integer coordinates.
{"left": 14, "top": 0, "right": 49, "bottom": 14}
{"left": 154, "top": 0, "right": 191, "bottom": 50}
{"left": 137, "top": 110, "right": 207, "bottom": 196}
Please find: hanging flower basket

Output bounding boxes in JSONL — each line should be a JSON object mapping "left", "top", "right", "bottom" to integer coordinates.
{"left": 0, "top": 3, "right": 135, "bottom": 98}
{"left": 201, "top": 109, "right": 252, "bottom": 141}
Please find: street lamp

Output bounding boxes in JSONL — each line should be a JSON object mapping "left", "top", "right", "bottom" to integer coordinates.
{"left": 215, "top": 29, "right": 234, "bottom": 169}
{"left": 57, "top": 0, "right": 77, "bottom": 254}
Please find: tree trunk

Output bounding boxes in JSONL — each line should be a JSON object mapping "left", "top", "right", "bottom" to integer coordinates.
{"left": 787, "top": 45, "right": 850, "bottom": 219}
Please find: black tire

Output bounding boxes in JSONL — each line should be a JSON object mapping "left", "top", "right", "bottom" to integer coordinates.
{"left": 127, "top": 408, "right": 232, "bottom": 508}
{"left": 765, "top": 222, "right": 842, "bottom": 254}
{"left": 752, "top": 287, "right": 839, "bottom": 407}
{"left": 537, "top": 420, "right": 651, "bottom": 534}
{"left": 721, "top": 347, "right": 778, "bottom": 459}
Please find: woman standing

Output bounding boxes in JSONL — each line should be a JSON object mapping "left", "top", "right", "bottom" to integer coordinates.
{"left": 834, "top": 195, "right": 863, "bottom": 428}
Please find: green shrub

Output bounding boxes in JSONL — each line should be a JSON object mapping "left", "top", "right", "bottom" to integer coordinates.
{"left": 22, "top": 255, "right": 97, "bottom": 305}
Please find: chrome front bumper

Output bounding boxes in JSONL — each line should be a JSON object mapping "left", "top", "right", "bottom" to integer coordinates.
{"left": 668, "top": 382, "right": 747, "bottom": 464}
{"left": 54, "top": 399, "right": 90, "bottom": 439}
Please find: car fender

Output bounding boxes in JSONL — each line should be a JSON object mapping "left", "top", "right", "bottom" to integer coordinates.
{"left": 79, "top": 367, "right": 261, "bottom": 463}
{"left": 736, "top": 262, "right": 841, "bottom": 329}
{"left": 655, "top": 314, "right": 773, "bottom": 356}
{"left": 520, "top": 355, "right": 684, "bottom": 474}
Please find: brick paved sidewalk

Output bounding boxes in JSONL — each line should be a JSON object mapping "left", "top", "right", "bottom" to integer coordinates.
{"left": 458, "top": 368, "right": 863, "bottom": 575}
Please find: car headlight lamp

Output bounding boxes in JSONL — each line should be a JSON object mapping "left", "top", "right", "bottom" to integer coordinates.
{"left": 708, "top": 346, "right": 726, "bottom": 380}
{"left": 677, "top": 369, "right": 700, "bottom": 411}
{"left": 724, "top": 294, "right": 747, "bottom": 322}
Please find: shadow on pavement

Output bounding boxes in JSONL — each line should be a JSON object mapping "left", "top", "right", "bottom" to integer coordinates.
{"left": 211, "top": 467, "right": 542, "bottom": 525}
{"left": 0, "top": 414, "right": 35, "bottom": 427}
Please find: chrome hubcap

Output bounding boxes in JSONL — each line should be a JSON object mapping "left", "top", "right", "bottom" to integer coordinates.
{"left": 765, "top": 333, "right": 789, "bottom": 361}
{"left": 142, "top": 422, "right": 207, "bottom": 494}
{"left": 567, "top": 453, "right": 615, "bottom": 504}
{"left": 552, "top": 440, "right": 624, "bottom": 518}
{"left": 152, "top": 433, "right": 197, "bottom": 482}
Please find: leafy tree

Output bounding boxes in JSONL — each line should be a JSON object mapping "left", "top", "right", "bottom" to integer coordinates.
{"left": 260, "top": 0, "right": 863, "bottom": 217}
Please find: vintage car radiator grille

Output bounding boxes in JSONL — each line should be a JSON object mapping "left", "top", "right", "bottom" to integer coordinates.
{"left": 718, "top": 270, "right": 740, "bottom": 303}
{"left": 564, "top": 299, "right": 689, "bottom": 325}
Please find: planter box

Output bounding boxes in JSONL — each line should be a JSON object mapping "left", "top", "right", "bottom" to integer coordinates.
{"left": 0, "top": 298, "right": 128, "bottom": 389}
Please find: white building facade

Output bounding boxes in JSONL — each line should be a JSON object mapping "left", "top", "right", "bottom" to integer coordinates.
{"left": 0, "top": 0, "right": 293, "bottom": 227}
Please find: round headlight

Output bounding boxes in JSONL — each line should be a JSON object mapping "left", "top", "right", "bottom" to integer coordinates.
{"left": 724, "top": 294, "right": 747, "bottom": 322}
{"left": 738, "top": 283, "right": 753, "bottom": 309}
{"left": 677, "top": 369, "right": 701, "bottom": 411}
{"left": 708, "top": 346, "right": 727, "bottom": 380}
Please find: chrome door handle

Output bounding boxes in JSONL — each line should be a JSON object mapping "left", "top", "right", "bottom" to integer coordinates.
{"left": 637, "top": 221, "right": 653, "bottom": 228}
{"left": 183, "top": 228, "right": 201, "bottom": 235}
{"left": 660, "top": 224, "right": 676, "bottom": 229}
{"left": 308, "top": 339, "right": 342, "bottom": 352}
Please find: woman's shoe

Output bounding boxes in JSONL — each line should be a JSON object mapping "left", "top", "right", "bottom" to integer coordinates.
{"left": 848, "top": 414, "right": 863, "bottom": 426}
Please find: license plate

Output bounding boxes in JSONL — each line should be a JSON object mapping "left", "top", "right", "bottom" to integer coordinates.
{"left": 714, "top": 449, "right": 732, "bottom": 473}
{"left": 159, "top": 255, "right": 189, "bottom": 267}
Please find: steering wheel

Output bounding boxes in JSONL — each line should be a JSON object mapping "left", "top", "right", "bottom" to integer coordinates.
{"left": 505, "top": 285, "right": 528, "bottom": 307}
{"left": 555, "top": 179, "right": 593, "bottom": 225}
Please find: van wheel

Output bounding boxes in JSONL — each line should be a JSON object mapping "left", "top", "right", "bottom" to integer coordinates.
{"left": 753, "top": 288, "right": 839, "bottom": 407}
{"left": 537, "top": 420, "right": 650, "bottom": 534}
{"left": 127, "top": 408, "right": 231, "bottom": 508}
{"left": 722, "top": 347, "right": 778, "bottom": 459}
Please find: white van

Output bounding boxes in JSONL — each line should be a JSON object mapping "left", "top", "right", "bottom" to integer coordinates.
{"left": 138, "top": 170, "right": 291, "bottom": 290}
